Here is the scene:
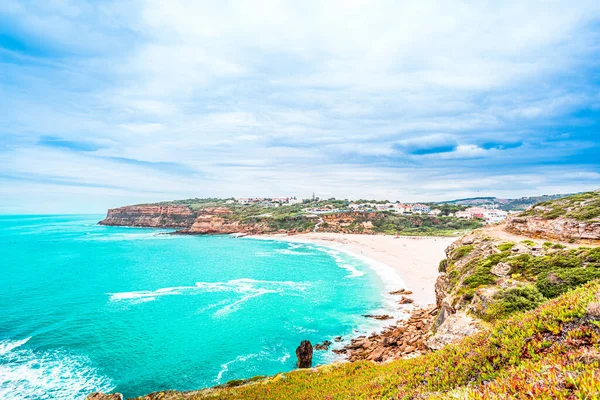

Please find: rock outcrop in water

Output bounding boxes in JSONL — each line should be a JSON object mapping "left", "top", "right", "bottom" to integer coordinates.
{"left": 296, "top": 340, "right": 313, "bottom": 368}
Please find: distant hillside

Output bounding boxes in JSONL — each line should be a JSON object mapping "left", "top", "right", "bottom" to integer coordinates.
{"left": 440, "top": 193, "right": 572, "bottom": 211}
{"left": 519, "top": 190, "right": 600, "bottom": 222}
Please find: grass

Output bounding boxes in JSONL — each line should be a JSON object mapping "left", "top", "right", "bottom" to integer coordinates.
{"left": 135, "top": 281, "right": 600, "bottom": 399}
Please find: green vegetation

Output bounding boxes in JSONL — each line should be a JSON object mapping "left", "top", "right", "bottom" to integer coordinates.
{"left": 520, "top": 190, "right": 600, "bottom": 221}
{"left": 497, "top": 241, "right": 515, "bottom": 251}
{"left": 442, "top": 240, "right": 600, "bottom": 322}
{"left": 371, "top": 214, "right": 482, "bottom": 236}
{"left": 136, "top": 281, "right": 600, "bottom": 399}
{"left": 483, "top": 285, "right": 545, "bottom": 321}
{"left": 451, "top": 244, "right": 474, "bottom": 259}
{"left": 438, "top": 259, "right": 448, "bottom": 273}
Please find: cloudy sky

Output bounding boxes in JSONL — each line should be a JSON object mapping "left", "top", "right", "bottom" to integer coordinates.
{"left": 1, "top": 1, "right": 600, "bottom": 213}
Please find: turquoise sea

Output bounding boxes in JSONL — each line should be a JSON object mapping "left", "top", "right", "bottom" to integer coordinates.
{"left": 0, "top": 215, "right": 402, "bottom": 399}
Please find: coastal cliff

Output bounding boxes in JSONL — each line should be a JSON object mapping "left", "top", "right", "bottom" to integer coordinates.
{"left": 505, "top": 190, "right": 600, "bottom": 244}
{"left": 99, "top": 204, "right": 313, "bottom": 234}
{"left": 505, "top": 215, "right": 600, "bottom": 243}
{"left": 99, "top": 205, "right": 196, "bottom": 228}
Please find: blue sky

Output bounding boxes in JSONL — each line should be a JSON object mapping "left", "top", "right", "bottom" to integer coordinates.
{"left": 1, "top": 1, "right": 600, "bottom": 213}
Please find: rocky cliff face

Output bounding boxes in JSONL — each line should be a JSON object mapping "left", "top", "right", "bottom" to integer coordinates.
{"left": 99, "top": 205, "right": 282, "bottom": 235}
{"left": 181, "top": 210, "right": 273, "bottom": 235}
{"left": 505, "top": 215, "right": 600, "bottom": 244}
{"left": 99, "top": 205, "right": 197, "bottom": 228}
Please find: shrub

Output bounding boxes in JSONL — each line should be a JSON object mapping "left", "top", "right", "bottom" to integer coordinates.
{"left": 439, "top": 259, "right": 448, "bottom": 273}
{"left": 483, "top": 285, "right": 545, "bottom": 321}
{"left": 463, "top": 265, "right": 497, "bottom": 288}
{"left": 497, "top": 242, "right": 515, "bottom": 251}
{"left": 536, "top": 268, "right": 600, "bottom": 298}
{"left": 587, "top": 248, "right": 600, "bottom": 263}
{"left": 452, "top": 244, "right": 474, "bottom": 260}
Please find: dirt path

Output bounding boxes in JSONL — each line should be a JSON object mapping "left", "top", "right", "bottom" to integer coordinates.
{"left": 313, "top": 217, "right": 323, "bottom": 232}
{"left": 482, "top": 224, "right": 598, "bottom": 248}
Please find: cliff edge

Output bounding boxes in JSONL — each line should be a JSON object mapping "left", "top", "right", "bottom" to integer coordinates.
{"left": 505, "top": 190, "right": 600, "bottom": 244}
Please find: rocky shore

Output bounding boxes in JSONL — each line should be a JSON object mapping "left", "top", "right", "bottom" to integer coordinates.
{"left": 336, "top": 305, "right": 437, "bottom": 362}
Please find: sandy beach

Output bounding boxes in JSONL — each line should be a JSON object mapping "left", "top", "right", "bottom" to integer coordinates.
{"left": 251, "top": 233, "right": 456, "bottom": 307}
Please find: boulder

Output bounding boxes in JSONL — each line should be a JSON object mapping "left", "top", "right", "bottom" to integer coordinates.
{"left": 490, "top": 262, "right": 511, "bottom": 277}
{"left": 398, "top": 296, "right": 414, "bottom": 304}
{"left": 314, "top": 340, "right": 332, "bottom": 350}
{"left": 296, "top": 340, "right": 313, "bottom": 368}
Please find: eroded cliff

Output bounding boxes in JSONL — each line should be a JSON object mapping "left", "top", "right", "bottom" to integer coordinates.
{"left": 505, "top": 215, "right": 600, "bottom": 243}
{"left": 99, "top": 205, "right": 313, "bottom": 235}
{"left": 504, "top": 190, "right": 600, "bottom": 244}
{"left": 99, "top": 205, "right": 196, "bottom": 228}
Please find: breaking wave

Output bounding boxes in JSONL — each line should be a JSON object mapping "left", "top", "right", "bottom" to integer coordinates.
{"left": 108, "top": 278, "right": 310, "bottom": 316}
{"left": 0, "top": 338, "right": 113, "bottom": 400}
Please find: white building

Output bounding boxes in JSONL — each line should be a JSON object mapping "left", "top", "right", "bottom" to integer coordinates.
{"left": 394, "top": 204, "right": 413, "bottom": 214}
{"left": 483, "top": 209, "right": 508, "bottom": 224}
{"left": 411, "top": 204, "right": 431, "bottom": 214}
{"left": 455, "top": 211, "right": 473, "bottom": 219}
{"left": 428, "top": 209, "right": 442, "bottom": 216}
{"left": 376, "top": 203, "right": 394, "bottom": 211}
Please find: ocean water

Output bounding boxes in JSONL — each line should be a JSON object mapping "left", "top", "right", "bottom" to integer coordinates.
{"left": 0, "top": 215, "right": 403, "bottom": 399}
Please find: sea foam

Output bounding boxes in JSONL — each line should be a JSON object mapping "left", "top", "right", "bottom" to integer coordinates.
{"left": 108, "top": 278, "right": 310, "bottom": 317}
{"left": 0, "top": 339, "right": 113, "bottom": 400}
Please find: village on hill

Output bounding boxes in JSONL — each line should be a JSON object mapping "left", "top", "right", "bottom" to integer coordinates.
{"left": 230, "top": 196, "right": 510, "bottom": 225}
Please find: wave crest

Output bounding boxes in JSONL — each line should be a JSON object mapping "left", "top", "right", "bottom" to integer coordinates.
{"left": 108, "top": 278, "right": 310, "bottom": 317}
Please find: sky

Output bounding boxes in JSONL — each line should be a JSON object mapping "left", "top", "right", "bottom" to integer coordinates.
{"left": 1, "top": 1, "right": 600, "bottom": 214}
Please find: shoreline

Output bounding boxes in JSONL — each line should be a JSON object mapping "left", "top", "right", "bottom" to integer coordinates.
{"left": 244, "top": 232, "right": 455, "bottom": 363}
{"left": 245, "top": 233, "right": 455, "bottom": 308}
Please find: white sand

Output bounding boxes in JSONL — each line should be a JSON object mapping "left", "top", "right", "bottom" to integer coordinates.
{"left": 249, "top": 233, "right": 456, "bottom": 307}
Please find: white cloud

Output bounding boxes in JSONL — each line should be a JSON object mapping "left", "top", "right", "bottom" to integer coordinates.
{"left": 1, "top": 1, "right": 600, "bottom": 212}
